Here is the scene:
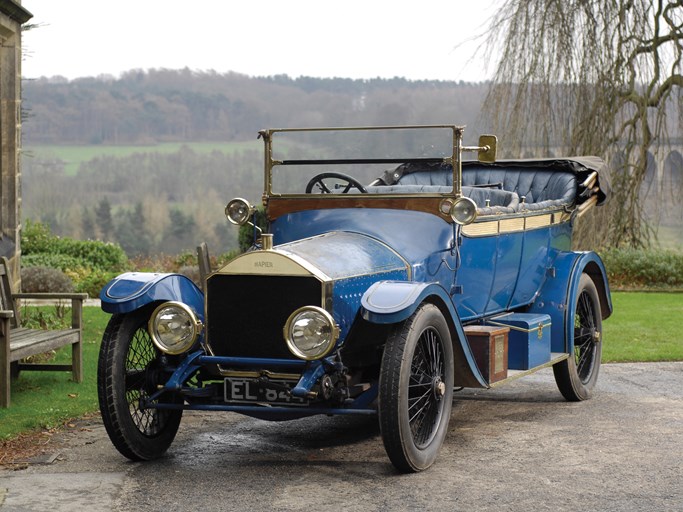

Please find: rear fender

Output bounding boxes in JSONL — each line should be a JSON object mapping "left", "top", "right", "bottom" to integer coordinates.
{"left": 528, "top": 251, "right": 612, "bottom": 354}
{"left": 100, "top": 272, "right": 204, "bottom": 316}
{"left": 361, "top": 281, "right": 487, "bottom": 388}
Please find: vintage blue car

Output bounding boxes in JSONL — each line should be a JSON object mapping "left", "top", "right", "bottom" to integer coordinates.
{"left": 97, "top": 125, "right": 611, "bottom": 472}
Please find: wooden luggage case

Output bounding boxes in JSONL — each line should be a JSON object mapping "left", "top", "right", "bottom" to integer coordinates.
{"left": 464, "top": 325, "right": 509, "bottom": 384}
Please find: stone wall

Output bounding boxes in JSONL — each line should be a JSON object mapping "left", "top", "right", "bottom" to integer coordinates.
{"left": 0, "top": 0, "right": 31, "bottom": 284}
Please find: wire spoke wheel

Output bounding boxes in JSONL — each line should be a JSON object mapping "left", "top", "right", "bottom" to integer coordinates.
{"left": 123, "top": 327, "right": 175, "bottom": 437}
{"left": 98, "top": 306, "right": 183, "bottom": 460}
{"left": 553, "top": 274, "right": 603, "bottom": 401}
{"left": 574, "top": 290, "right": 599, "bottom": 383}
{"left": 380, "top": 304, "right": 454, "bottom": 472}
{"left": 408, "top": 327, "right": 446, "bottom": 448}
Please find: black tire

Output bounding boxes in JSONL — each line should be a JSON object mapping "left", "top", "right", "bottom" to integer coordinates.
{"left": 553, "top": 274, "right": 603, "bottom": 401}
{"left": 379, "top": 303, "right": 454, "bottom": 472}
{"left": 97, "top": 307, "right": 183, "bottom": 460}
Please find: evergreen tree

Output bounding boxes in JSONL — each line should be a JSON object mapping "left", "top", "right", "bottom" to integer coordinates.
{"left": 115, "top": 202, "right": 151, "bottom": 256}
{"left": 95, "top": 198, "right": 114, "bottom": 241}
{"left": 81, "top": 207, "right": 97, "bottom": 240}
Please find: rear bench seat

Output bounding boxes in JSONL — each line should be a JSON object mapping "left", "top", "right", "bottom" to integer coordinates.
{"left": 461, "top": 163, "right": 577, "bottom": 211}
{"left": 368, "top": 162, "right": 578, "bottom": 213}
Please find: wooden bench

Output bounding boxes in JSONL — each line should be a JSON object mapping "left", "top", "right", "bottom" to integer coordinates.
{"left": 0, "top": 257, "right": 88, "bottom": 407}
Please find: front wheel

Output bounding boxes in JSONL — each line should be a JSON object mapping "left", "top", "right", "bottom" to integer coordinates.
{"left": 97, "top": 307, "right": 183, "bottom": 460}
{"left": 553, "top": 274, "right": 603, "bottom": 401}
{"left": 379, "top": 303, "right": 454, "bottom": 472}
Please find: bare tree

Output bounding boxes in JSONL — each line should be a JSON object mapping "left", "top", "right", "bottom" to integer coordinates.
{"left": 483, "top": 0, "right": 683, "bottom": 248}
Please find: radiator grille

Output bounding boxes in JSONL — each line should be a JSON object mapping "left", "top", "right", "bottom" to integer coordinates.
{"left": 206, "top": 274, "right": 322, "bottom": 359}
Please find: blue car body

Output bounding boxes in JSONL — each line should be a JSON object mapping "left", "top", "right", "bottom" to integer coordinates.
{"left": 99, "top": 125, "right": 611, "bottom": 470}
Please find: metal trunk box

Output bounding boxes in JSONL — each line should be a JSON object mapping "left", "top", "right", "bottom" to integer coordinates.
{"left": 464, "top": 325, "right": 509, "bottom": 383}
{"left": 487, "top": 313, "right": 552, "bottom": 370}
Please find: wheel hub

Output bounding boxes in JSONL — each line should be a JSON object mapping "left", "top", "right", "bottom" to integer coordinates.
{"left": 432, "top": 377, "right": 446, "bottom": 399}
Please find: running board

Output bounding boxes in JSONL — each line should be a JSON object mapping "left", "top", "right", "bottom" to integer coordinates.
{"left": 487, "top": 352, "right": 569, "bottom": 388}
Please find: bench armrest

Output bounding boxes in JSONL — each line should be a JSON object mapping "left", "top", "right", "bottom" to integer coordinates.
{"left": 0, "top": 310, "right": 14, "bottom": 319}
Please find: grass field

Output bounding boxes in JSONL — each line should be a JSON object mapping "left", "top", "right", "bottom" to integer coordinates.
{"left": 602, "top": 292, "right": 683, "bottom": 362}
{"left": 24, "top": 140, "right": 260, "bottom": 175}
{"left": 0, "top": 292, "right": 681, "bottom": 440}
{"left": 0, "top": 307, "right": 108, "bottom": 440}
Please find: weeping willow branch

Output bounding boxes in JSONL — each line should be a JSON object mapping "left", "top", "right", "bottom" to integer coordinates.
{"left": 483, "top": 0, "right": 683, "bottom": 248}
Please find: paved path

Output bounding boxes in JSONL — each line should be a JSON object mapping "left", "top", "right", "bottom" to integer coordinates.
{"left": 1, "top": 362, "right": 682, "bottom": 511}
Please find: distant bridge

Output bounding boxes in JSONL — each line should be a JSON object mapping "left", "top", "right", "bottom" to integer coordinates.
{"left": 512, "top": 144, "right": 683, "bottom": 224}
{"left": 517, "top": 145, "right": 683, "bottom": 203}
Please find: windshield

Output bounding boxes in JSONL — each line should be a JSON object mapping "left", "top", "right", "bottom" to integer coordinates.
{"left": 264, "top": 126, "right": 461, "bottom": 197}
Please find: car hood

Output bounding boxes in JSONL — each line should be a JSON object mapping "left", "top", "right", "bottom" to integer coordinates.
{"left": 219, "top": 231, "right": 410, "bottom": 282}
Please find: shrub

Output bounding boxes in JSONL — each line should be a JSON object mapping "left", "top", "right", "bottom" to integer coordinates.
{"left": 54, "top": 237, "right": 128, "bottom": 270}
{"left": 64, "top": 267, "right": 120, "bottom": 298}
{"left": 21, "top": 220, "right": 130, "bottom": 296}
{"left": 22, "top": 220, "right": 128, "bottom": 272}
{"left": 600, "top": 248, "right": 683, "bottom": 289}
{"left": 20, "top": 219, "right": 53, "bottom": 253}
{"left": 20, "top": 266, "right": 75, "bottom": 293}
{"left": 174, "top": 251, "right": 197, "bottom": 268}
{"left": 21, "top": 253, "right": 84, "bottom": 271}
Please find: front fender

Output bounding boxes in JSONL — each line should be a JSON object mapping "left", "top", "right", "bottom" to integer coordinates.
{"left": 361, "top": 281, "right": 441, "bottom": 324}
{"left": 100, "top": 272, "right": 204, "bottom": 316}
{"left": 361, "top": 281, "right": 488, "bottom": 388}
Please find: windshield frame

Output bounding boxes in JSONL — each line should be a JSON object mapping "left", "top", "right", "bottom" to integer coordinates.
{"left": 258, "top": 125, "right": 467, "bottom": 201}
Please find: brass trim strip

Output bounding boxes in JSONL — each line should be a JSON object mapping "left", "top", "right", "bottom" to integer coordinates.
{"left": 499, "top": 217, "right": 526, "bottom": 233}
{"left": 462, "top": 211, "right": 566, "bottom": 238}
{"left": 216, "top": 249, "right": 331, "bottom": 281}
{"left": 462, "top": 221, "right": 499, "bottom": 236}
{"left": 525, "top": 214, "right": 552, "bottom": 229}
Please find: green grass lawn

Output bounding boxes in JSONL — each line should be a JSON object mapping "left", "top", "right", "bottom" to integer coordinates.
{"left": 0, "top": 307, "right": 109, "bottom": 439}
{"left": 1, "top": 292, "right": 681, "bottom": 440}
{"left": 24, "top": 140, "right": 259, "bottom": 175}
{"left": 602, "top": 292, "right": 683, "bottom": 362}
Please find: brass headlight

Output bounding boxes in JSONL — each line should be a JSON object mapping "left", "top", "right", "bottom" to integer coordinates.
{"left": 284, "top": 306, "right": 339, "bottom": 360}
{"left": 450, "top": 196, "right": 477, "bottom": 225}
{"left": 225, "top": 198, "right": 254, "bottom": 226}
{"left": 149, "top": 301, "right": 202, "bottom": 355}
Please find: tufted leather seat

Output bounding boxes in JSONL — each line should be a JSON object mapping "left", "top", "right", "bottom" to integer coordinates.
{"left": 386, "top": 161, "right": 577, "bottom": 211}
{"left": 461, "top": 164, "right": 577, "bottom": 211}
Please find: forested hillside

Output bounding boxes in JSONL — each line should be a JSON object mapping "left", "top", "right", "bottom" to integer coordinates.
{"left": 23, "top": 69, "right": 488, "bottom": 144}
{"left": 21, "top": 69, "right": 488, "bottom": 256}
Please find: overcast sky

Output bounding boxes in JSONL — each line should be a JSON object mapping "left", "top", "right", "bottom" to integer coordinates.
{"left": 21, "top": 0, "right": 498, "bottom": 82}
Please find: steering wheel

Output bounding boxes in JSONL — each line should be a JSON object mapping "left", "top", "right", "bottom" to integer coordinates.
{"left": 305, "top": 172, "right": 367, "bottom": 194}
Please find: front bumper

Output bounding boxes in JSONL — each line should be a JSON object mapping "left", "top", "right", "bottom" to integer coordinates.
{"left": 141, "top": 350, "right": 379, "bottom": 419}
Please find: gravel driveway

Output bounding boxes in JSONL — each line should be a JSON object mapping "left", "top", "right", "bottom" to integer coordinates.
{"left": 1, "top": 362, "right": 681, "bottom": 511}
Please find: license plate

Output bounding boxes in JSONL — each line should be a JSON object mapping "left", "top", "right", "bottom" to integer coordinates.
{"left": 224, "top": 378, "right": 307, "bottom": 405}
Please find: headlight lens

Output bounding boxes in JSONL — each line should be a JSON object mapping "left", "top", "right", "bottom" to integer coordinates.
{"left": 149, "top": 301, "right": 202, "bottom": 355}
{"left": 284, "top": 306, "right": 339, "bottom": 360}
{"left": 225, "top": 198, "right": 254, "bottom": 225}
{"left": 450, "top": 196, "right": 477, "bottom": 225}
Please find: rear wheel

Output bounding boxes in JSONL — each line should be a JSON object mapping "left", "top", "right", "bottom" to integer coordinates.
{"left": 379, "top": 304, "right": 454, "bottom": 472}
{"left": 97, "top": 307, "right": 183, "bottom": 460}
{"left": 553, "top": 274, "right": 603, "bottom": 401}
